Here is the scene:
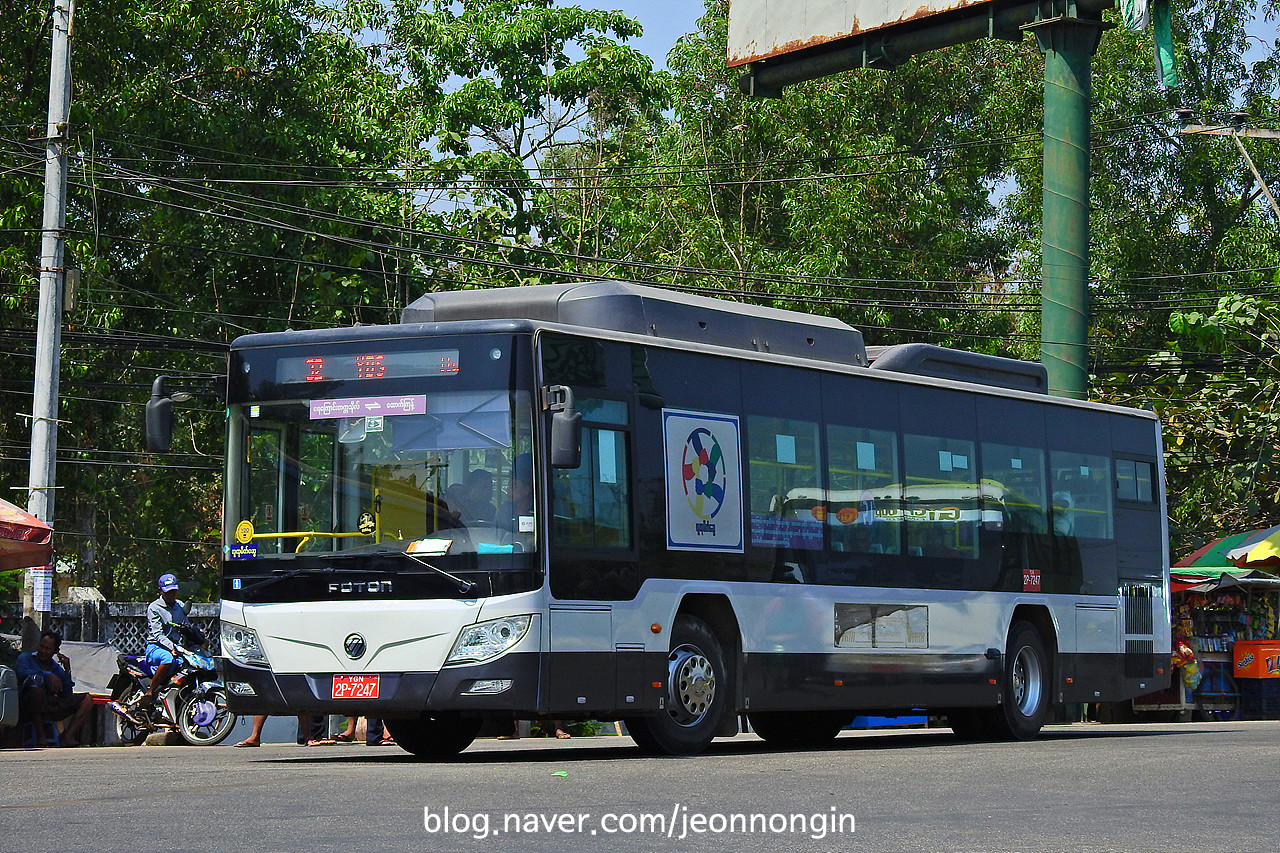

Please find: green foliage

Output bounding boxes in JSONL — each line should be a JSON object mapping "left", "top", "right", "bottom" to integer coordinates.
{"left": 1155, "top": 294, "right": 1280, "bottom": 552}
{"left": 1, "top": 0, "right": 406, "bottom": 600}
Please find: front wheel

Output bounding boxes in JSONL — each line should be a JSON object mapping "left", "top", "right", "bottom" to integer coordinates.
{"left": 177, "top": 686, "right": 238, "bottom": 746}
{"left": 384, "top": 713, "right": 482, "bottom": 758}
{"left": 625, "top": 614, "right": 729, "bottom": 756}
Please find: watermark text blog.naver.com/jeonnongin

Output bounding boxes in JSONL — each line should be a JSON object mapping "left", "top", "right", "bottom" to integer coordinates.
{"left": 423, "top": 804, "right": 857, "bottom": 841}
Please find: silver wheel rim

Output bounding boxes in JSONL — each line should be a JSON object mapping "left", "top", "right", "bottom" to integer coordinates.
{"left": 667, "top": 644, "right": 715, "bottom": 727}
{"left": 115, "top": 687, "right": 143, "bottom": 743}
{"left": 1012, "top": 645, "right": 1043, "bottom": 717}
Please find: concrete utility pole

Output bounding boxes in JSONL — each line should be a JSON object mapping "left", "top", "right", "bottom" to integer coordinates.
{"left": 27, "top": 0, "right": 76, "bottom": 525}
{"left": 1178, "top": 120, "right": 1280, "bottom": 221}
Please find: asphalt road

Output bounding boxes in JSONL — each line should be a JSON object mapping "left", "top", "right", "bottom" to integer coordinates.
{"left": 4, "top": 721, "right": 1277, "bottom": 853}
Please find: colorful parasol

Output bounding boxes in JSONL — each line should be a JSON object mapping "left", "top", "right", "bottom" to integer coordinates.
{"left": 1226, "top": 523, "right": 1280, "bottom": 568}
{"left": 0, "top": 496, "right": 53, "bottom": 573}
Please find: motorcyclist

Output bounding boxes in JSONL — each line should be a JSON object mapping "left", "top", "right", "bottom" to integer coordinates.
{"left": 118, "top": 573, "right": 204, "bottom": 715}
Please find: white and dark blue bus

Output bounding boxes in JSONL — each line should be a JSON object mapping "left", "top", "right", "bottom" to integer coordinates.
{"left": 159, "top": 282, "right": 1169, "bottom": 756}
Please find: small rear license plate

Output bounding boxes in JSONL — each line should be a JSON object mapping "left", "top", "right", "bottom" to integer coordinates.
{"left": 332, "top": 674, "right": 379, "bottom": 699}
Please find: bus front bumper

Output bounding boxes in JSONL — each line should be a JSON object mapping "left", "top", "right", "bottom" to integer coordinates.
{"left": 221, "top": 653, "right": 540, "bottom": 716}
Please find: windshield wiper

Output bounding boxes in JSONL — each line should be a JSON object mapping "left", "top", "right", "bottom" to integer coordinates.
{"left": 239, "top": 565, "right": 397, "bottom": 600}
{"left": 320, "top": 547, "right": 474, "bottom": 594}
{"left": 401, "top": 551, "right": 474, "bottom": 594}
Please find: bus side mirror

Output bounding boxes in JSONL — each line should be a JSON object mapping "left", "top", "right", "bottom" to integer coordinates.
{"left": 145, "top": 375, "right": 216, "bottom": 454}
{"left": 546, "top": 385, "right": 582, "bottom": 470}
{"left": 145, "top": 384, "right": 175, "bottom": 455}
{"left": 145, "top": 393, "right": 174, "bottom": 453}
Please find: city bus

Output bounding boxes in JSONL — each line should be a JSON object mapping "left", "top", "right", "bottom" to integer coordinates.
{"left": 150, "top": 281, "right": 1170, "bottom": 756}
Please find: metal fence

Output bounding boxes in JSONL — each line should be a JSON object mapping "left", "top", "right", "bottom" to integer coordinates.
{"left": 0, "top": 602, "right": 220, "bottom": 656}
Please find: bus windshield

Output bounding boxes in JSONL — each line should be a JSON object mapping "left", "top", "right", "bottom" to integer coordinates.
{"left": 226, "top": 389, "right": 536, "bottom": 557}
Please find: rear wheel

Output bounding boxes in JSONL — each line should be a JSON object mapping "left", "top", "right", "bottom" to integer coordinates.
{"left": 111, "top": 684, "right": 147, "bottom": 746}
{"left": 948, "top": 622, "right": 1050, "bottom": 741}
{"left": 749, "top": 710, "right": 849, "bottom": 748}
{"left": 384, "top": 713, "right": 482, "bottom": 758}
{"left": 992, "top": 622, "right": 1051, "bottom": 740}
{"left": 625, "top": 614, "right": 729, "bottom": 756}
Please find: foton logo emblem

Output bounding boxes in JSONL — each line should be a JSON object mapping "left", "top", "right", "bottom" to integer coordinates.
{"left": 328, "top": 581, "right": 393, "bottom": 594}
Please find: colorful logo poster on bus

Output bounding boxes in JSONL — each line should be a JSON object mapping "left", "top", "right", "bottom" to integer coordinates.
{"left": 663, "top": 409, "right": 743, "bottom": 553}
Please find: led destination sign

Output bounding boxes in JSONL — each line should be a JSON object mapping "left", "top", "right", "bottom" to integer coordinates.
{"left": 276, "top": 349, "right": 460, "bottom": 384}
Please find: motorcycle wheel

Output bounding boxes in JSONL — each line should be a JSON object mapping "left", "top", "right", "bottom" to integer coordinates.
{"left": 177, "top": 686, "right": 238, "bottom": 746}
{"left": 112, "top": 684, "right": 147, "bottom": 746}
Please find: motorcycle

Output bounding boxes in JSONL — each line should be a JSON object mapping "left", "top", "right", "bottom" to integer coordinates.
{"left": 107, "top": 622, "right": 237, "bottom": 746}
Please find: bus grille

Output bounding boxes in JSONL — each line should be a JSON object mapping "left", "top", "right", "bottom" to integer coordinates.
{"left": 1125, "top": 639, "right": 1155, "bottom": 678}
{"left": 1122, "top": 584, "right": 1155, "bottom": 635}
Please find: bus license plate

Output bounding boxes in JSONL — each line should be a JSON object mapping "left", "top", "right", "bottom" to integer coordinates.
{"left": 332, "top": 674, "right": 379, "bottom": 699}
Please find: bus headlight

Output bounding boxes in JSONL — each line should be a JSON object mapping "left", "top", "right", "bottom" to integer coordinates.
{"left": 445, "top": 615, "right": 531, "bottom": 665}
{"left": 220, "top": 622, "right": 269, "bottom": 667}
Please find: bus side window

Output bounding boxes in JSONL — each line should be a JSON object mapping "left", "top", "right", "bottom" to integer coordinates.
{"left": 825, "top": 425, "right": 900, "bottom": 557}
{"left": 551, "top": 403, "right": 631, "bottom": 550}
{"left": 747, "top": 416, "right": 822, "bottom": 556}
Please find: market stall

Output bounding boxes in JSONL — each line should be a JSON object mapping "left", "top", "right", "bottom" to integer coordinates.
{"left": 1132, "top": 567, "right": 1280, "bottom": 721}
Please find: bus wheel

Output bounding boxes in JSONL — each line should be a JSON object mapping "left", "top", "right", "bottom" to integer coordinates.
{"left": 384, "top": 712, "right": 482, "bottom": 758}
{"left": 749, "top": 710, "right": 849, "bottom": 748}
{"left": 625, "top": 614, "right": 728, "bottom": 756}
{"left": 993, "top": 621, "right": 1050, "bottom": 740}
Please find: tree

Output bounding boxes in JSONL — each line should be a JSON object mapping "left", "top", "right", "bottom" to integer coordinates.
{"left": 1149, "top": 294, "right": 1280, "bottom": 554}
{"left": 378, "top": 0, "right": 670, "bottom": 281}
{"left": 1, "top": 0, "right": 406, "bottom": 598}
{"left": 539, "top": 0, "right": 1032, "bottom": 351}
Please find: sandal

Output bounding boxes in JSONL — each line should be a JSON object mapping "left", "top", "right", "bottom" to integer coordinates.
{"left": 233, "top": 739, "right": 261, "bottom": 748}
{"left": 333, "top": 733, "right": 356, "bottom": 743}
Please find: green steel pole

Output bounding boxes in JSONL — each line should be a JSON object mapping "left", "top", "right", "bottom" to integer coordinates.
{"left": 1032, "top": 14, "right": 1104, "bottom": 400}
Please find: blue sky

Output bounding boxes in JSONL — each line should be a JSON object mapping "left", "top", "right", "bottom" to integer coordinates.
{"left": 573, "top": 1, "right": 706, "bottom": 68}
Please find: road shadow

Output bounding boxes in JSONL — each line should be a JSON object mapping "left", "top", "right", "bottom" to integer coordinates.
{"left": 248, "top": 720, "right": 1243, "bottom": 766}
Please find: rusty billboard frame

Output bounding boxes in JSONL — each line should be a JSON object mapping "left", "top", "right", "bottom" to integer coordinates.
{"left": 729, "top": 0, "right": 1116, "bottom": 97}
{"left": 727, "top": 0, "right": 995, "bottom": 67}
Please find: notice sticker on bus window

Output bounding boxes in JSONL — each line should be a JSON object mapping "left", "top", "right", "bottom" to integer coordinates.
{"left": 776, "top": 434, "right": 796, "bottom": 465}
{"left": 598, "top": 430, "right": 618, "bottom": 484}
{"left": 1011, "top": 458, "right": 1023, "bottom": 469}
{"left": 518, "top": 515, "right": 535, "bottom": 533}
{"left": 407, "top": 538, "right": 451, "bottom": 556}
{"left": 938, "top": 451, "right": 953, "bottom": 472}
{"left": 952, "top": 454, "right": 968, "bottom": 470}
{"left": 856, "top": 441, "right": 876, "bottom": 471}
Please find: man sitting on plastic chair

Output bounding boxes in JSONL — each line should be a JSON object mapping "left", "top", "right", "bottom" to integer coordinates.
{"left": 16, "top": 629, "right": 93, "bottom": 747}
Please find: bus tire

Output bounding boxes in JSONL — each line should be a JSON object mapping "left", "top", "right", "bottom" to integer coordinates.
{"left": 384, "top": 712, "right": 481, "bottom": 758}
{"left": 992, "top": 621, "right": 1050, "bottom": 740}
{"left": 625, "top": 614, "right": 728, "bottom": 756}
{"left": 749, "top": 710, "right": 849, "bottom": 748}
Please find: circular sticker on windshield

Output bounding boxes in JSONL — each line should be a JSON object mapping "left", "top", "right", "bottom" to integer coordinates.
{"left": 357, "top": 510, "right": 376, "bottom": 536}
{"left": 234, "top": 520, "right": 255, "bottom": 544}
